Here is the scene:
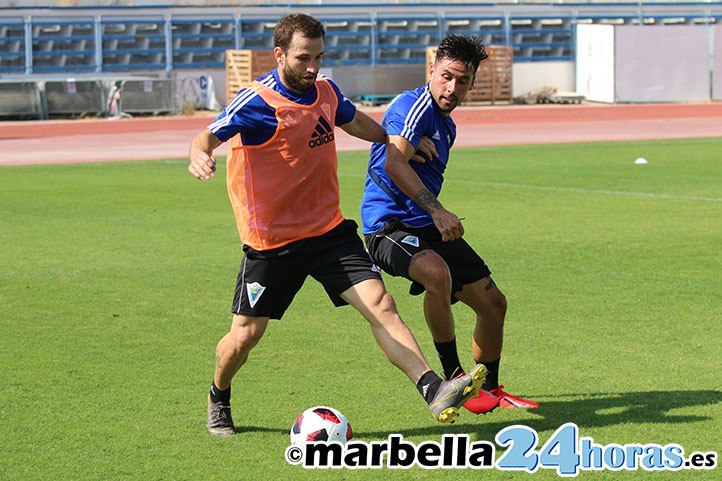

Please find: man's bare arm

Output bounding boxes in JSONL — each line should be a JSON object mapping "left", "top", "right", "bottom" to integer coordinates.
{"left": 338, "top": 110, "right": 386, "bottom": 144}
{"left": 188, "top": 130, "right": 222, "bottom": 180}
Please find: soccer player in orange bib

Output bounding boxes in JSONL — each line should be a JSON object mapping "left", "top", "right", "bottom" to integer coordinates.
{"left": 188, "top": 14, "right": 486, "bottom": 436}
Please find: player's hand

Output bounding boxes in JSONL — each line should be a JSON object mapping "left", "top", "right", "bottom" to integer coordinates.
{"left": 432, "top": 208, "right": 464, "bottom": 242}
{"left": 410, "top": 136, "right": 438, "bottom": 163}
{"left": 188, "top": 152, "right": 216, "bottom": 180}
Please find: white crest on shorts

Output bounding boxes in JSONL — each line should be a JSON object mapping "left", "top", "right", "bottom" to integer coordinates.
{"left": 432, "top": 131, "right": 441, "bottom": 141}
{"left": 401, "top": 235, "right": 419, "bottom": 247}
{"left": 246, "top": 282, "right": 266, "bottom": 308}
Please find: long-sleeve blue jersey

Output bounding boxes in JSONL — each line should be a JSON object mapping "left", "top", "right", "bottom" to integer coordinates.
{"left": 361, "top": 85, "right": 457, "bottom": 234}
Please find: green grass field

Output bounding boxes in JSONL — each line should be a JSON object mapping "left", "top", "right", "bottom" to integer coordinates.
{"left": 1, "top": 138, "right": 720, "bottom": 480}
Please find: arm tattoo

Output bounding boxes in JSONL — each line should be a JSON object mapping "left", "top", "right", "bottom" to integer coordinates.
{"left": 414, "top": 188, "right": 443, "bottom": 214}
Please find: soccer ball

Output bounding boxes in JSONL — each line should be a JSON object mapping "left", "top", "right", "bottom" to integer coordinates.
{"left": 290, "top": 406, "right": 353, "bottom": 445}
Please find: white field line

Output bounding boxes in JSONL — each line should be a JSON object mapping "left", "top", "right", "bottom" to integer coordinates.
{"left": 338, "top": 172, "right": 722, "bottom": 203}
{"left": 446, "top": 179, "right": 722, "bottom": 203}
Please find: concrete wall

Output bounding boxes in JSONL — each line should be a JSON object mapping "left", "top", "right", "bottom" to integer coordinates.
{"left": 180, "top": 61, "right": 576, "bottom": 109}
{"left": 577, "top": 24, "right": 716, "bottom": 103}
{"left": 320, "top": 64, "right": 426, "bottom": 99}
{"left": 327, "top": 62, "right": 577, "bottom": 99}
{"left": 513, "top": 61, "right": 575, "bottom": 96}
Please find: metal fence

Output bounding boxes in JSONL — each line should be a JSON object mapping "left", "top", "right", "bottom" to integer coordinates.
{"left": 0, "top": 77, "right": 178, "bottom": 119}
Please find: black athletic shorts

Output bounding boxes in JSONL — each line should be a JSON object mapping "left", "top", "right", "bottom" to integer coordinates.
{"left": 364, "top": 219, "right": 491, "bottom": 301}
{"left": 231, "top": 219, "right": 382, "bottom": 319}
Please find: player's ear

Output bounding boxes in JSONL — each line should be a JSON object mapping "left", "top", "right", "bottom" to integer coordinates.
{"left": 273, "top": 46, "right": 285, "bottom": 67}
{"left": 427, "top": 62, "right": 435, "bottom": 83}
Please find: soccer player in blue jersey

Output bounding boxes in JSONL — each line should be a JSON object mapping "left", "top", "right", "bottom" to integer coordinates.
{"left": 361, "top": 34, "right": 538, "bottom": 413}
{"left": 189, "top": 14, "right": 487, "bottom": 436}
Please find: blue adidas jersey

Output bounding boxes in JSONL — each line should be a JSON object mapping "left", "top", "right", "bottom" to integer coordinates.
{"left": 361, "top": 85, "right": 456, "bottom": 234}
{"left": 208, "top": 69, "right": 357, "bottom": 145}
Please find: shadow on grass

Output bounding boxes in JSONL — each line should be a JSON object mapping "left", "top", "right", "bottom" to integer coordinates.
{"left": 236, "top": 425, "right": 288, "bottom": 435}
{"left": 356, "top": 389, "right": 722, "bottom": 439}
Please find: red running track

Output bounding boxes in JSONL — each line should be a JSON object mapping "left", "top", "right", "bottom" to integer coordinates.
{"left": 1, "top": 102, "right": 721, "bottom": 165}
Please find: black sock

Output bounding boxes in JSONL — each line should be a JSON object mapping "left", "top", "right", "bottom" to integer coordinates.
{"left": 476, "top": 357, "right": 500, "bottom": 391}
{"left": 210, "top": 381, "right": 231, "bottom": 404}
{"left": 416, "top": 370, "right": 443, "bottom": 404}
{"left": 434, "top": 338, "right": 463, "bottom": 380}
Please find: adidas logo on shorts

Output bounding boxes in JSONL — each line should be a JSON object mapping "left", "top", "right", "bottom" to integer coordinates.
{"left": 308, "top": 115, "right": 335, "bottom": 148}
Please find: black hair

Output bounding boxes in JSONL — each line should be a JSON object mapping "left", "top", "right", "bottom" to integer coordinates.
{"left": 434, "top": 34, "right": 488, "bottom": 73}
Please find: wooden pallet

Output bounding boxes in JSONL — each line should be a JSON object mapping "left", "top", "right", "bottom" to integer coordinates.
{"left": 426, "top": 45, "right": 513, "bottom": 105}
{"left": 225, "top": 49, "right": 276, "bottom": 103}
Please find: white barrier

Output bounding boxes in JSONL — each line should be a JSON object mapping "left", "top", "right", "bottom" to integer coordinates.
{"left": 577, "top": 24, "right": 717, "bottom": 103}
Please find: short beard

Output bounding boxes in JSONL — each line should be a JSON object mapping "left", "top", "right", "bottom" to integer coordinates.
{"left": 283, "top": 64, "right": 315, "bottom": 93}
{"left": 435, "top": 96, "right": 458, "bottom": 115}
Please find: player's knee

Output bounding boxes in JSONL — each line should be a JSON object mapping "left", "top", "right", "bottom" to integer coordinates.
{"left": 472, "top": 288, "right": 507, "bottom": 325}
{"left": 227, "top": 330, "right": 256, "bottom": 352}
{"left": 414, "top": 255, "right": 452, "bottom": 296}
{"left": 365, "top": 290, "right": 404, "bottom": 329}
{"left": 376, "top": 290, "right": 399, "bottom": 316}
{"left": 489, "top": 291, "right": 508, "bottom": 325}
{"left": 496, "top": 290, "right": 508, "bottom": 316}
{"left": 228, "top": 320, "right": 265, "bottom": 352}
{"left": 482, "top": 278, "right": 507, "bottom": 314}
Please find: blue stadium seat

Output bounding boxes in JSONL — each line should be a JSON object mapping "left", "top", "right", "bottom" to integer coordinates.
{"left": 0, "top": 3, "right": 719, "bottom": 72}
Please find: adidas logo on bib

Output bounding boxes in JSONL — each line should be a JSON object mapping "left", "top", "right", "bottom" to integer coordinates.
{"left": 308, "top": 115, "right": 335, "bottom": 148}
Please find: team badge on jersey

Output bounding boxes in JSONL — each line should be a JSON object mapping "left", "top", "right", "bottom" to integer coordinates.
{"left": 246, "top": 282, "right": 266, "bottom": 308}
{"left": 321, "top": 102, "right": 332, "bottom": 123}
{"left": 401, "top": 235, "right": 420, "bottom": 247}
